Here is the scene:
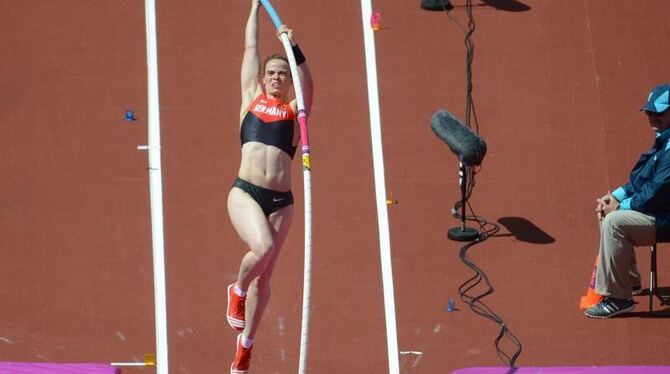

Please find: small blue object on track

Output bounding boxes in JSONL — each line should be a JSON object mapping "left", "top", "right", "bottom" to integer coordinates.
{"left": 447, "top": 299, "right": 456, "bottom": 312}
{"left": 125, "top": 109, "right": 136, "bottom": 122}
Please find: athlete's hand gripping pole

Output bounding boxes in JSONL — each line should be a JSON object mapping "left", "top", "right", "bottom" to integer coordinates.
{"left": 260, "top": 0, "right": 311, "bottom": 168}
{"left": 259, "top": 1, "right": 312, "bottom": 373}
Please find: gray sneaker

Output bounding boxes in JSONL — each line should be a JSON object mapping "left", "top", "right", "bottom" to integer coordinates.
{"left": 585, "top": 297, "right": 635, "bottom": 319}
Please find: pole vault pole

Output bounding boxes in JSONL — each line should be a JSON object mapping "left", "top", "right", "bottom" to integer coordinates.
{"left": 259, "top": 1, "right": 313, "bottom": 373}
{"left": 143, "top": 1, "right": 169, "bottom": 373}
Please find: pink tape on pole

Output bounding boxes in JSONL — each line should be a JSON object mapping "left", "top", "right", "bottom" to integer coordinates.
{"left": 0, "top": 363, "right": 121, "bottom": 374}
{"left": 297, "top": 111, "right": 309, "bottom": 149}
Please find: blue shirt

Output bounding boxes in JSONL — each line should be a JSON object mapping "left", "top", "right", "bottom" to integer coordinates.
{"left": 612, "top": 128, "right": 670, "bottom": 241}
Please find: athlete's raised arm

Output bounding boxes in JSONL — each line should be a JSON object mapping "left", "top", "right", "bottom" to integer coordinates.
{"left": 241, "top": 0, "right": 261, "bottom": 111}
{"left": 278, "top": 25, "right": 313, "bottom": 118}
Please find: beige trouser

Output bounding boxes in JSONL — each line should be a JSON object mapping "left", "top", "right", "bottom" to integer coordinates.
{"left": 595, "top": 210, "right": 656, "bottom": 299}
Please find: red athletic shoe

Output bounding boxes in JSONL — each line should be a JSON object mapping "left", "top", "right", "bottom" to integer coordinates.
{"left": 227, "top": 283, "right": 246, "bottom": 331}
{"left": 230, "top": 334, "right": 252, "bottom": 374}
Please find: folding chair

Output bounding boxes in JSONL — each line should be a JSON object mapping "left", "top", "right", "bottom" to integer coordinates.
{"left": 649, "top": 243, "right": 662, "bottom": 311}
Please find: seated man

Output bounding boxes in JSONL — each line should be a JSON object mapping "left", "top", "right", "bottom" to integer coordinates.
{"left": 586, "top": 83, "right": 670, "bottom": 319}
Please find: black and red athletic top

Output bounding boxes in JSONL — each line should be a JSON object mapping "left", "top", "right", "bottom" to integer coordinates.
{"left": 240, "top": 94, "right": 297, "bottom": 159}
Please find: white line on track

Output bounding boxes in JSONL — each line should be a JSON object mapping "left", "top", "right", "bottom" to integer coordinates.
{"left": 144, "top": 1, "right": 169, "bottom": 373}
{"left": 359, "top": 1, "right": 400, "bottom": 373}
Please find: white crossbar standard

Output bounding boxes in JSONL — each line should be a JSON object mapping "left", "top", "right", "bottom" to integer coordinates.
{"left": 144, "top": 1, "right": 169, "bottom": 373}
{"left": 359, "top": 1, "right": 400, "bottom": 373}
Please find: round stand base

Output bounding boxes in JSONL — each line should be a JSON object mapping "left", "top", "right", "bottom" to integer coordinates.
{"left": 447, "top": 227, "right": 480, "bottom": 242}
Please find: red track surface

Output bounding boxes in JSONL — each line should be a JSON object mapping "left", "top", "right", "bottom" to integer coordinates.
{"left": 2, "top": 1, "right": 670, "bottom": 373}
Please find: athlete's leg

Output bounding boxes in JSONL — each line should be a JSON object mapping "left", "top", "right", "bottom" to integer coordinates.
{"left": 227, "top": 187, "right": 294, "bottom": 339}
{"left": 243, "top": 205, "right": 293, "bottom": 339}
{"left": 228, "top": 188, "right": 278, "bottom": 290}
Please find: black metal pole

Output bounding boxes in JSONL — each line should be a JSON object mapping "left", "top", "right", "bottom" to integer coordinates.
{"left": 448, "top": 163, "right": 480, "bottom": 241}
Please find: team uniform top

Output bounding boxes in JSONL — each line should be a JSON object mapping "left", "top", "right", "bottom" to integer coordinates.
{"left": 240, "top": 94, "right": 297, "bottom": 159}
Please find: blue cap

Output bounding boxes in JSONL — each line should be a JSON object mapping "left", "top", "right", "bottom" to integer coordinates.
{"left": 641, "top": 83, "right": 670, "bottom": 113}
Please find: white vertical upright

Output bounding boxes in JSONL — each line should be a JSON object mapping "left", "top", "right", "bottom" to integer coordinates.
{"left": 144, "top": 1, "right": 169, "bottom": 373}
{"left": 359, "top": 1, "right": 400, "bottom": 373}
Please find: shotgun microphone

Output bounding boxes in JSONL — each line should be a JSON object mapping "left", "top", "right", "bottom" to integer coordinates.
{"left": 420, "top": 0, "right": 454, "bottom": 11}
{"left": 431, "top": 110, "right": 487, "bottom": 166}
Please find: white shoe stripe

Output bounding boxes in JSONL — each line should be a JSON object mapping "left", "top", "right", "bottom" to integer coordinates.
{"left": 228, "top": 321, "right": 245, "bottom": 328}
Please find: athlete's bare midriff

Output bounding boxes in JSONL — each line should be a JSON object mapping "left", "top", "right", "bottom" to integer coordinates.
{"left": 237, "top": 142, "right": 293, "bottom": 192}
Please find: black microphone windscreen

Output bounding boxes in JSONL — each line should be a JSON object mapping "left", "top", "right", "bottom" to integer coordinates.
{"left": 421, "top": 0, "right": 454, "bottom": 11}
{"left": 431, "top": 110, "right": 487, "bottom": 166}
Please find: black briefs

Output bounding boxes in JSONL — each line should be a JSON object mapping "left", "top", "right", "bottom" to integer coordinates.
{"left": 232, "top": 178, "right": 294, "bottom": 216}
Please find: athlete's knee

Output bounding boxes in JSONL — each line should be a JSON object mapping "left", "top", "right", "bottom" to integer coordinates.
{"left": 249, "top": 237, "right": 277, "bottom": 265}
{"left": 254, "top": 275, "right": 272, "bottom": 291}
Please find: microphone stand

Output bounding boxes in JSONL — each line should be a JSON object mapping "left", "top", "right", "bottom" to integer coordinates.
{"left": 448, "top": 162, "right": 480, "bottom": 241}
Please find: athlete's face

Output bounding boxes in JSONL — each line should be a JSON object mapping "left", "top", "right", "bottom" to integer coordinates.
{"left": 263, "top": 59, "right": 292, "bottom": 98}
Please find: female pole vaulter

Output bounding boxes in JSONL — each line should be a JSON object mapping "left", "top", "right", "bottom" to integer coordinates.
{"left": 226, "top": 1, "right": 313, "bottom": 372}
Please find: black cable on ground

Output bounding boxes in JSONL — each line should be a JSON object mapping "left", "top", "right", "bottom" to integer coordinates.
{"left": 455, "top": 208, "right": 522, "bottom": 367}
{"left": 443, "top": 0, "right": 523, "bottom": 368}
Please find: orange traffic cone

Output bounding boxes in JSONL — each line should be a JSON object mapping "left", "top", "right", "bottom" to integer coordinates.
{"left": 579, "top": 254, "right": 604, "bottom": 310}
